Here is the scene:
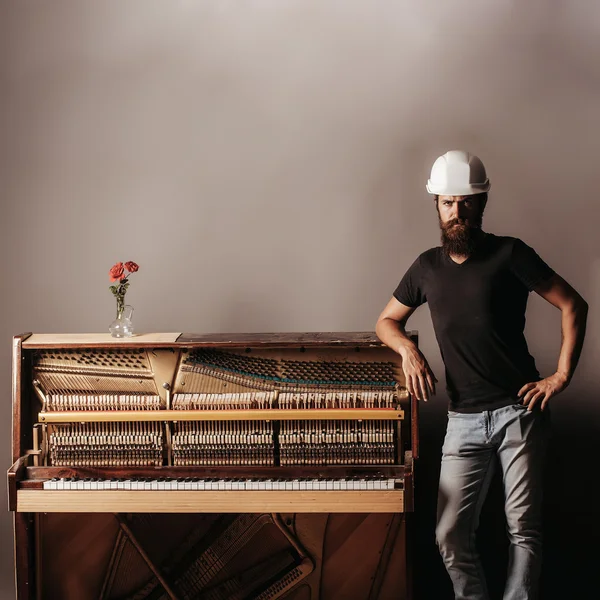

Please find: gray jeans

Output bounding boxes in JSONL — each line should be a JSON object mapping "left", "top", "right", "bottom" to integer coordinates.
{"left": 436, "top": 403, "right": 550, "bottom": 600}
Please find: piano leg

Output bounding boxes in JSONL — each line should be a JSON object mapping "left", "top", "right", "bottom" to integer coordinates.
{"left": 406, "top": 513, "right": 414, "bottom": 600}
{"left": 14, "top": 512, "right": 35, "bottom": 600}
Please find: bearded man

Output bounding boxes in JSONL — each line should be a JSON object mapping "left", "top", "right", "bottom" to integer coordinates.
{"left": 376, "top": 150, "right": 588, "bottom": 600}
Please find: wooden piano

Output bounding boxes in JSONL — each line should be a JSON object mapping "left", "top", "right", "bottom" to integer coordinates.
{"left": 8, "top": 332, "right": 419, "bottom": 600}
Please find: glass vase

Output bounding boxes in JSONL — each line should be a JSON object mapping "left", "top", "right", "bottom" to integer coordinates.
{"left": 109, "top": 302, "right": 135, "bottom": 338}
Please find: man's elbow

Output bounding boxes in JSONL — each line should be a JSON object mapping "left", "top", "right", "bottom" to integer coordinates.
{"left": 578, "top": 296, "right": 589, "bottom": 314}
{"left": 375, "top": 318, "right": 387, "bottom": 340}
{"left": 375, "top": 316, "right": 396, "bottom": 340}
{"left": 568, "top": 293, "right": 588, "bottom": 315}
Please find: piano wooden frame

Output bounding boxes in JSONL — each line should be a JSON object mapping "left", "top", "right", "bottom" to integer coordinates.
{"left": 8, "top": 332, "right": 419, "bottom": 600}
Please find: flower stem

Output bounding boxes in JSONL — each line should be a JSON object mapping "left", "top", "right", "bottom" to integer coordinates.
{"left": 116, "top": 294, "right": 126, "bottom": 318}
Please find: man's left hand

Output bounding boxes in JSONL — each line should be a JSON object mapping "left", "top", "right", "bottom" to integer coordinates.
{"left": 518, "top": 372, "right": 569, "bottom": 411}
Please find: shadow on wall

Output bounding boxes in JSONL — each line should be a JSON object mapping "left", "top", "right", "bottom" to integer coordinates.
{"left": 413, "top": 396, "right": 600, "bottom": 600}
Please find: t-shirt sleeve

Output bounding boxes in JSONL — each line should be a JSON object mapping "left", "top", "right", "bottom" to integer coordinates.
{"left": 393, "top": 256, "right": 427, "bottom": 307}
{"left": 509, "top": 238, "right": 555, "bottom": 291}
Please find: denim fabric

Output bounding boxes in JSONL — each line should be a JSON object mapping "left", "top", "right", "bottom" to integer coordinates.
{"left": 436, "top": 403, "right": 550, "bottom": 600}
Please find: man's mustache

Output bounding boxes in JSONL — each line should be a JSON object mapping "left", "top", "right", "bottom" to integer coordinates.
{"left": 444, "top": 218, "right": 470, "bottom": 229}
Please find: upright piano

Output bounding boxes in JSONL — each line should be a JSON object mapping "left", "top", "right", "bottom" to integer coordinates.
{"left": 8, "top": 331, "right": 419, "bottom": 600}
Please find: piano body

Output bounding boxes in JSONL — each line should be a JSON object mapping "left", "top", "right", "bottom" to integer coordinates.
{"left": 8, "top": 332, "right": 419, "bottom": 600}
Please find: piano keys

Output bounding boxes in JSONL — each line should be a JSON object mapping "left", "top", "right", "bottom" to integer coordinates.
{"left": 41, "top": 476, "right": 404, "bottom": 491}
{"left": 9, "top": 332, "right": 419, "bottom": 599}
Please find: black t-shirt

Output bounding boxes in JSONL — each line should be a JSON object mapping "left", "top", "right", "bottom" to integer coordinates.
{"left": 393, "top": 234, "right": 555, "bottom": 412}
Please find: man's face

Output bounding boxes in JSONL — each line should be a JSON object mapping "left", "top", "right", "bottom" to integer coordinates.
{"left": 437, "top": 194, "right": 485, "bottom": 255}
{"left": 437, "top": 195, "right": 483, "bottom": 229}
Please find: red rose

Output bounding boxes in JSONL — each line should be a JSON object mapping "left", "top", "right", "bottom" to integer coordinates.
{"left": 125, "top": 261, "right": 139, "bottom": 273}
{"left": 109, "top": 262, "right": 125, "bottom": 282}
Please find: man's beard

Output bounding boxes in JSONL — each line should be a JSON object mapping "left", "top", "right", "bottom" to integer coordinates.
{"left": 439, "top": 216, "right": 483, "bottom": 256}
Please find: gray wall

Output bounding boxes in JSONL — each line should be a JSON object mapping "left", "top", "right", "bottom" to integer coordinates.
{"left": 1, "top": 2, "right": 598, "bottom": 598}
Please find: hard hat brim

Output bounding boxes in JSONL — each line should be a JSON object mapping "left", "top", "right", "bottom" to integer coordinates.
{"left": 426, "top": 181, "right": 490, "bottom": 196}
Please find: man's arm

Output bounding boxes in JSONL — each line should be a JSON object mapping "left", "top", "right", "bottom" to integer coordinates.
{"left": 518, "top": 273, "right": 588, "bottom": 410}
{"left": 376, "top": 297, "right": 437, "bottom": 401}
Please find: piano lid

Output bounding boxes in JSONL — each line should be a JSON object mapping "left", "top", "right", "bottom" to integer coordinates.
{"left": 20, "top": 331, "right": 418, "bottom": 349}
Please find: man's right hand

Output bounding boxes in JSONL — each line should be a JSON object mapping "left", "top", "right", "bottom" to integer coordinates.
{"left": 399, "top": 345, "right": 437, "bottom": 401}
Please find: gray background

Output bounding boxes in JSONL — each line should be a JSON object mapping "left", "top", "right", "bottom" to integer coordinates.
{"left": 1, "top": 2, "right": 598, "bottom": 598}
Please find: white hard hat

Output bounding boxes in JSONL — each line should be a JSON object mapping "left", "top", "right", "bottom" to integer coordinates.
{"left": 426, "top": 150, "right": 490, "bottom": 196}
